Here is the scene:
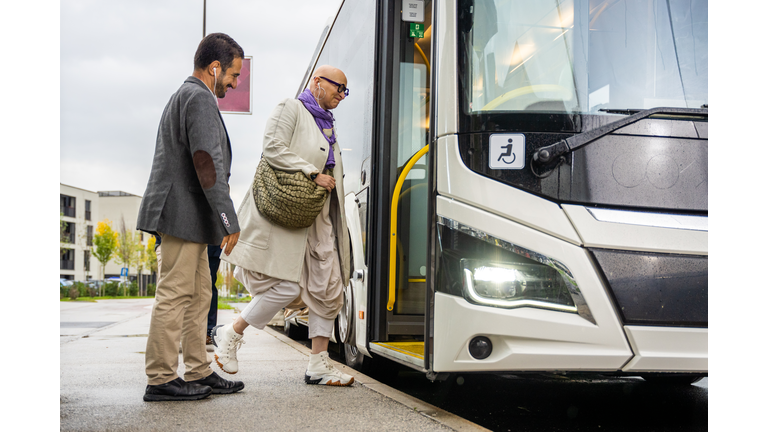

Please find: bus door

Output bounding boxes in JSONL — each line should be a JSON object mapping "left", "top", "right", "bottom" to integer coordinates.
{"left": 368, "top": 0, "right": 433, "bottom": 371}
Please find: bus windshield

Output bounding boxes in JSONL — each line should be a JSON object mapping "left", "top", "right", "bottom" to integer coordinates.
{"left": 459, "top": 0, "right": 708, "bottom": 114}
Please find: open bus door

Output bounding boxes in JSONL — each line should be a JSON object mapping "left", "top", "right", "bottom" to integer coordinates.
{"left": 340, "top": 0, "right": 436, "bottom": 374}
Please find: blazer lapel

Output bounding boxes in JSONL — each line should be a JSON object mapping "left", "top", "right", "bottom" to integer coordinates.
{"left": 217, "top": 110, "right": 232, "bottom": 165}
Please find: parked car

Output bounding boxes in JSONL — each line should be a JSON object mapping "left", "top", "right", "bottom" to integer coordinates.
{"left": 60, "top": 278, "right": 74, "bottom": 287}
{"left": 85, "top": 280, "right": 106, "bottom": 290}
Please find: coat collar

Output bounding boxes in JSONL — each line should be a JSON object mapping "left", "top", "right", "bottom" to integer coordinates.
{"left": 185, "top": 76, "right": 211, "bottom": 92}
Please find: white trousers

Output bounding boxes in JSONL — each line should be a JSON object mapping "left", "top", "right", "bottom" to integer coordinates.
{"left": 239, "top": 278, "right": 334, "bottom": 339}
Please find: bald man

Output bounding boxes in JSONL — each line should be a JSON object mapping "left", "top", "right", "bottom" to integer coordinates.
{"left": 214, "top": 65, "right": 355, "bottom": 386}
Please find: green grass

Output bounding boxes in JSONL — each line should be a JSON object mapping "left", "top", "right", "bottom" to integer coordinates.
{"left": 225, "top": 296, "right": 252, "bottom": 303}
{"left": 217, "top": 300, "right": 233, "bottom": 310}
{"left": 60, "top": 296, "right": 155, "bottom": 301}
{"left": 217, "top": 296, "right": 252, "bottom": 309}
{"left": 61, "top": 295, "right": 247, "bottom": 303}
{"left": 60, "top": 296, "right": 250, "bottom": 308}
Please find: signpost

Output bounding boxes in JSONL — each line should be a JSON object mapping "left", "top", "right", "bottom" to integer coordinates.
{"left": 120, "top": 267, "right": 129, "bottom": 296}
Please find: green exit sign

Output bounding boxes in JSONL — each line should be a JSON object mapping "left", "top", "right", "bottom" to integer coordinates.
{"left": 410, "top": 22, "right": 425, "bottom": 38}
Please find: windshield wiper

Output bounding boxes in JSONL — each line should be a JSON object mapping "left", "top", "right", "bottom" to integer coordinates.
{"left": 597, "top": 108, "right": 643, "bottom": 115}
{"left": 532, "top": 107, "right": 708, "bottom": 167}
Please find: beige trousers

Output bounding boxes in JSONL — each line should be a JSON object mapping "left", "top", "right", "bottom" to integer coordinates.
{"left": 145, "top": 233, "right": 213, "bottom": 385}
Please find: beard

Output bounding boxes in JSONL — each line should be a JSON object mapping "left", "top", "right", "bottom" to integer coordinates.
{"left": 214, "top": 78, "right": 229, "bottom": 98}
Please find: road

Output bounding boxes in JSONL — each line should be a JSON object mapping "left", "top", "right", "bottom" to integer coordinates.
{"left": 367, "top": 367, "right": 707, "bottom": 432}
{"left": 300, "top": 332, "right": 708, "bottom": 432}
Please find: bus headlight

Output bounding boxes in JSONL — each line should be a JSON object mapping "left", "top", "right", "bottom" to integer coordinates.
{"left": 437, "top": 216, "right": 593, "bottom": 322}
{"left": 462, "top": 259, "right": 577, "bottom": 313}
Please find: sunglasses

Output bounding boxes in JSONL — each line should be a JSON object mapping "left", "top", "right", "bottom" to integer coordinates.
{"left": 318, "top": 76, "right": 350, "bottom": 97}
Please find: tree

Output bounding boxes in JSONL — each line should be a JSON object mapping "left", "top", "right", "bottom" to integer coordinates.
{"left": 92, "top": 219, "right": 118, "bottom": 296}
{"left": 219, "top": 262, "right": 245, "bottom": 299}
{"left": 114, "top": 217, "right": 139, "bottom": 297}
{"left": 134, "top": 240, "right": 149, "bottom": 296}
{"left": 146, "top": 236, "right": 158, "bottom": 295}
{"left": 146, "top": 235, "right": 158, "bottom": 274}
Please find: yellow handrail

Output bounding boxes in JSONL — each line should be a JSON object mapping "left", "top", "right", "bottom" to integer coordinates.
{"left": 388, "top": 144, "right": 430, "bottom": 311}
{"left": 414, "top": 42, "right": 431, "bottom": 77}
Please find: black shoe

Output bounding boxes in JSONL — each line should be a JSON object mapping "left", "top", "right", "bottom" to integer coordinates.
{"left": 189, "top": 371, "right": 245, "bottom": 394}
{"left": 143, "top": 377, "right": 212, "bottom": 402}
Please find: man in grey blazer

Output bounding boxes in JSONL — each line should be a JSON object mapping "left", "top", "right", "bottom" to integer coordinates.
{"left": 137, "top": 33, "right": 244, "bottom": 402}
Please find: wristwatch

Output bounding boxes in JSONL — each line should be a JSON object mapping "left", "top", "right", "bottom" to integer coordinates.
{"left": 310, "top": 173, "right": 318, "bottom": 181}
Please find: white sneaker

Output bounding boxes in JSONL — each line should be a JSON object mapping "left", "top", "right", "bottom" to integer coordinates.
{"left": 212, "top": 324, "right": 244, "bottom": 374}
{"left": 304, "top": 351, "right": 354, "bottom": 386}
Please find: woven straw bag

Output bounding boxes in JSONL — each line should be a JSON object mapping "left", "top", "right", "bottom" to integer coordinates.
{"left": 252, "top": 158, "right": 329, "bottom": 229}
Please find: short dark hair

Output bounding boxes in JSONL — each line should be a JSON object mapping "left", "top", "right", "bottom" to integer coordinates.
{"left": 194, "top": 33, "right": 244, "bottom": 73}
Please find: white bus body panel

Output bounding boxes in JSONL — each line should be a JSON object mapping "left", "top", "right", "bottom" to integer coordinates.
{"left": 436, "top": 0, "right": 458, "bottom": 138}
{"left": 562, "top": 205, "right": 708, "bottom": 255}
{"left": 344, "top": 192, "right": 371, "bottom": 358}
{"left": 433, "top": 197, "right": 632, "bottom": 372}
{"left": 434, "top": 293, "right": 631, "bottom": 372}
{"left": 622, "top": 326, "right": 708, "bottom": 372}
{"left": 437, "top": 135, "right": 581, "bottom": 244}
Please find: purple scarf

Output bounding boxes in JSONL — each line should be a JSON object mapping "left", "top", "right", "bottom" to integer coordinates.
{"left": 298, "top": 89, "right": 336, "bottom": 169}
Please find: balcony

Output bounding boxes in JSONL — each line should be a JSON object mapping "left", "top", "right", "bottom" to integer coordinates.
{"left": 60, "top": 259, "right": 75, "bottom": 270}
{"left": 61, "top": 207, "right": 76, "bottom": 218}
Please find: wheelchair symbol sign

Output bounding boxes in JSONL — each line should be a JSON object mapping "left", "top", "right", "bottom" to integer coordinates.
{"left": 489, "top": 134, "right": 525, "bottom": 169}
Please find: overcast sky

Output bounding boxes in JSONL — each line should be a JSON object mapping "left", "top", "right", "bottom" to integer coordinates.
{"left": 60, "top": 0, "right": 341, "bottom": 208}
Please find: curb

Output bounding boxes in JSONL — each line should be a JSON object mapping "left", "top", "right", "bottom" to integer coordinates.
{"left": 263, "top": 326, "right": 491, "bottom": 432}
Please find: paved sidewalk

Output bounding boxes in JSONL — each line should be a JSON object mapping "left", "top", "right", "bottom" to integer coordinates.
{"left": 60, "top": 299, "right": 485, "bottom": 431}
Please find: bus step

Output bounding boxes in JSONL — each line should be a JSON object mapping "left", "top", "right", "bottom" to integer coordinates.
{"left": 370, "top": 341, "right": 424, "bottom": 368}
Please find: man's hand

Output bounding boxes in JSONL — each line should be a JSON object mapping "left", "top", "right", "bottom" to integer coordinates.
{"left": 314, "top": 173, "right": 336, "bottom": 193}
{"left": 221, "top": 232, "right": 240, "bottom": 256}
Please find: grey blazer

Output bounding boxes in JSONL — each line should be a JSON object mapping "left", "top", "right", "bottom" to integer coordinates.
{"left": 137, "top": 76, "right": 240, "bottom": 245}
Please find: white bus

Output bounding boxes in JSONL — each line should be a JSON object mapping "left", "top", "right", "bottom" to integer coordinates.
{"left": 287, "top": 0, "right": 708, "bottom": 385}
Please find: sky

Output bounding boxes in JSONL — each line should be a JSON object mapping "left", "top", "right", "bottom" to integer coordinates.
{"left": 60, "top": 0, "right": 341, "bottom": 208}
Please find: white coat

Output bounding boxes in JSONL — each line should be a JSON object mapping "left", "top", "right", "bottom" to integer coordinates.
{"left": 222, "top": 98, "right": 350, "bottom": 287}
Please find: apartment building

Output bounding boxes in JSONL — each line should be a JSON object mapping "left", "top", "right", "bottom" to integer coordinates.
{"left": 60, "top": 184, "right": 99, "bottom": 281}
{"left": 98, "top": 190, "right": 149, "bottom": 280}
{"left": 60, "top": 184, "right": 152, "bottom": 285}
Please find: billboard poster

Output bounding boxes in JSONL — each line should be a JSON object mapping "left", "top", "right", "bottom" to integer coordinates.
{"left": 219, "top": 56, "right": 252, "bottom": 114}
